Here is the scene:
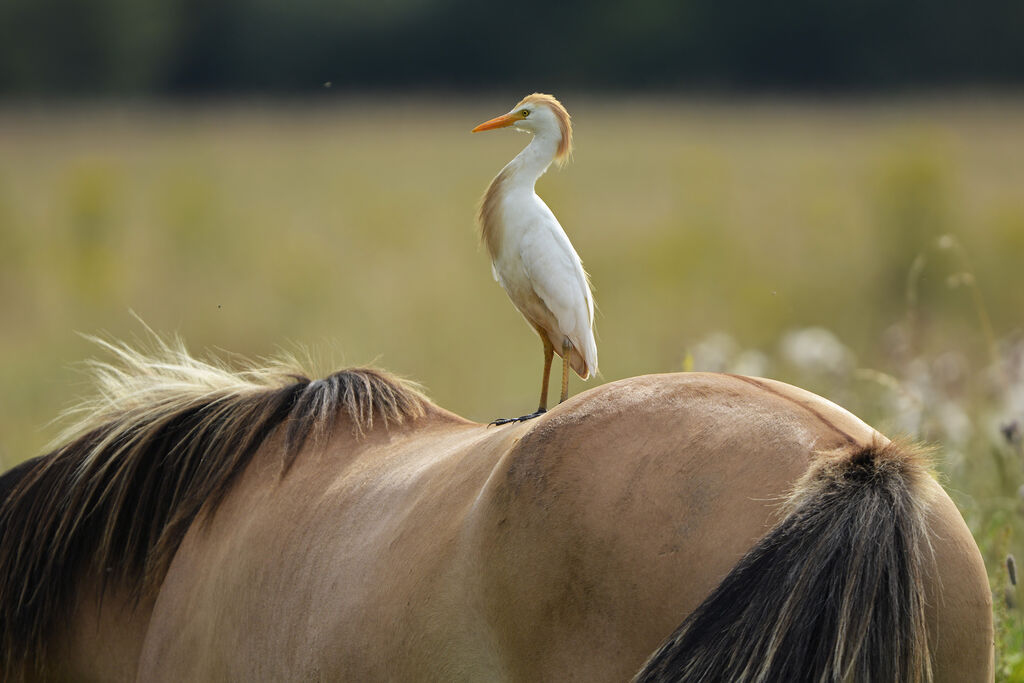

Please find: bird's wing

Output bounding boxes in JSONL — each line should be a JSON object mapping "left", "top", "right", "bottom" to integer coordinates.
{"left": 518, "top": 226, "right": 593, "bottom": 343}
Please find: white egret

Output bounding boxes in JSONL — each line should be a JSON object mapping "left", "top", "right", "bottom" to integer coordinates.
{"left": 472, "top": 93, "right": 597, "bottom": 424}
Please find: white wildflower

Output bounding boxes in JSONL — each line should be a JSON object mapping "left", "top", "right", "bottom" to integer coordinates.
{"left": 690, "top": 332, "right": 739, "bottom": 373}
{"left": 780, "top": 327, "right": 855, "bottom": 375}
{"left": 731, "top": 350, "right": 770, "bottom": 377}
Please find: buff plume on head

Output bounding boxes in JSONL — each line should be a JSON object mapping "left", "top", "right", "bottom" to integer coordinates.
{"left": 514, "top": 93, "right": 573, "bottom": 164}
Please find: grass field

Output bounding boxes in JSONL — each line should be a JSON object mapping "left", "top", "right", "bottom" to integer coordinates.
{"left": 1, "top": 96, "right": 1023, "bottom": 676}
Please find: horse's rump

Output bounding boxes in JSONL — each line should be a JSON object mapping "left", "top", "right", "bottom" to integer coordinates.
{"left": 634, "top": 440, "right": 935, "bottom": 682}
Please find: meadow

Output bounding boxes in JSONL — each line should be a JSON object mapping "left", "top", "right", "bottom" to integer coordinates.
{"left": 1, "top": 96, "right": 1023, "bottom": 676}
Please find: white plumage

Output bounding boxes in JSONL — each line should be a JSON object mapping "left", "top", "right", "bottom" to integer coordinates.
{"left": 473, "top": 93, "right": 597, "bottom": 423}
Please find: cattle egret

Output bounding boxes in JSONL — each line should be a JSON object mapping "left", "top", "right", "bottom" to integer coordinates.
{"left": 472, "top": 93, "right": 597, "bottom": 424}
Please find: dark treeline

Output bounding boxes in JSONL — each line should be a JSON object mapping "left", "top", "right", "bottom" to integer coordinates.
{"left": 2, "top": 0, "right": 1023, "bottom": 95}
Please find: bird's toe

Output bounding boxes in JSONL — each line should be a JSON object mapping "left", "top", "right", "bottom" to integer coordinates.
{"left": 489, "top": 409, "right": 546, "bottom": 426}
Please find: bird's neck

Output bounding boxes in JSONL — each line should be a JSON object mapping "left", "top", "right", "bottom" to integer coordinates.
{"left": 502, "top": 132, "right": 560, "bottom": 190}
{"left": 479, "top": 132, "right": 559, "bottom": 262}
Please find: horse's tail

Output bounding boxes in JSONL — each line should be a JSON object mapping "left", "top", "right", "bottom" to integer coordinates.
{"left": 633, "top": 440, "right": 935, "bottom": 683}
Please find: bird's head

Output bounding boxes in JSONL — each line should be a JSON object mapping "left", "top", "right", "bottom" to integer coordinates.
{"left": 472, "top": 93, "right": 573, "bottom": 165}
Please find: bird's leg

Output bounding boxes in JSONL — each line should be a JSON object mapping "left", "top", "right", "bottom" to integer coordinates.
{"left": 537, "top": 337, "right": 554, "bottom": 412}
{"left": 489, "top": 339, "right": 554, "bottom": 426}
{"left": 560, "top": 338, "right": 571, "bottom": 403}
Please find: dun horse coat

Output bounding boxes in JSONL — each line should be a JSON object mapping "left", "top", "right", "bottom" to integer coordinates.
{"left": 0, "top": 339, "right": 994, "bottom": 681}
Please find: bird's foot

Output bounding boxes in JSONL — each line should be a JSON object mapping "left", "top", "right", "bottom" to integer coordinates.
{"left": 489, "top": 409, "right": 546, "bottom": 426}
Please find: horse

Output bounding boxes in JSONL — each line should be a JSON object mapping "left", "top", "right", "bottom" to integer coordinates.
{"left": 0, "top": 336, "right": 993, "bottom": 682}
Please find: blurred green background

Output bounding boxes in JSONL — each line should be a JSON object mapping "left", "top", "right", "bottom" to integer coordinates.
{"left": 2, "top": 0, "right": 1024, "bottom": 677}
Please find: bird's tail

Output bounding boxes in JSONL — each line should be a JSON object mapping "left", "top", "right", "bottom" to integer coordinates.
{"left": 633, "top": 440, "right": 934, "bottom": 683}
{"left": 568, "top": 334, "right": 598, "bottom": 379}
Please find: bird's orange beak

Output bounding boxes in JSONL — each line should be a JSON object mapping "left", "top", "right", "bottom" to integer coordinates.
{"left": 471, "top": 111, "right": 522, "bottom": 133}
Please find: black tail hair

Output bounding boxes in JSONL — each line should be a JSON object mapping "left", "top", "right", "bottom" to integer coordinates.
{"left": 0, "top": 455, "right": 45, "bottom": 505}
{"left": 634, "top": 441, "right": 933, "bottom": 683}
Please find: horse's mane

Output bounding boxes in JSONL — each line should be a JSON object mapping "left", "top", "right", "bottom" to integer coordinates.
{"left": 0, "top": 334, "right": 430, "bottom": 680}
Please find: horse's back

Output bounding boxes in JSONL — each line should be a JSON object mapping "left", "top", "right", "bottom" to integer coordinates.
{"left": 137, "top": 409, "right": 525, "bottom": 680}
{"left": 138, "top": 372, "right": 992, "bottom": 681}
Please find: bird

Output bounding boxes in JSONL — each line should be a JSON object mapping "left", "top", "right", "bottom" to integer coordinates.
{"left": 471, "top": 93, "right": 597, "bottom": 424}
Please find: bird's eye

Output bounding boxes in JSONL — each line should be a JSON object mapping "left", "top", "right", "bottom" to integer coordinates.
{"left": 521, "top": 110, "right": 530, "bottom": 117}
